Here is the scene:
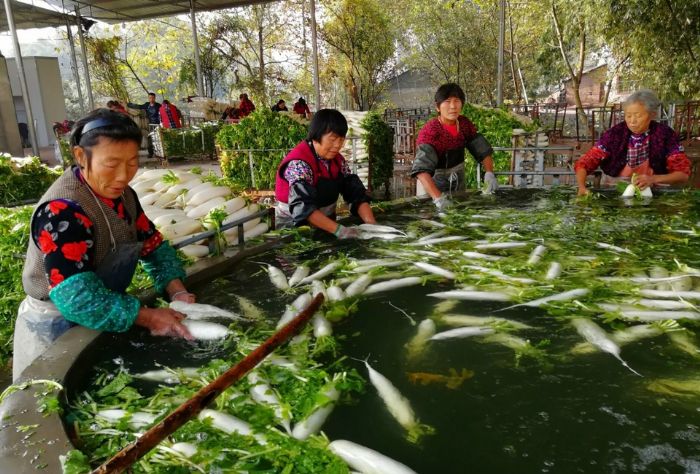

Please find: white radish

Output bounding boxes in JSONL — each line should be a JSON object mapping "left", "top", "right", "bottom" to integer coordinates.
{"left": 311, "top": 280, "right": 327, "bottom": 300}
{"left": 407, "top": 235, "right": 468, "bottom": 246}
{"left": 183, "top": 182, "right": 216, "bottom": 201}
{"left": 430, "top": 326, "right": 494, "bottom": 341}
{"left": 179, "top": 244, "right": 209, "bottom": 259}
{"left": 153, "top": 191, "right": 178, "bottom": 208}
{"left": 292, "top": 384, "right": 340, "bottom": 440}
{"left": 170, "top": 301, "right": 240, "bottom": 320}
{"left": 243, "top": 222, "right": 269, "bottom": 241}
{"left": 639, "top": 289, "right": 700, "bottom": 300}
{"left": 439, "top": 314, "right": 531, "bottom": 330}
{"left": 328, "top": 440, "right": 417, "bottom": 474}
{"left": 326, "top": 286, "right": 346, "bottom": 302}
{"left": 463, "top": 264, "right": 536, "bottom": 284}
{"left": 474, "top": 241, "right": 528, "bottom": 250}
{"left": 596, "top": 242, "right": 636, "bottom": 255}
{"left": 247, "top": 372, "right": 291, "bottom": 434}
{"left": 198, "top": 409, "right": 265, "bottom": 444}
{"left": 362, "top": 359, "right": 428, "bottom": 441}
{"left": 133, "top": 367, "right": 200, "bottom": 384}
{"left": 500, "top": 288, "right": 589, "bottom": 310}
{"left": 545, "top": 262, "right": 562, "bottom": 281}
{"left": 181, "top": 320, "right": 231, "bottom": 340}
{"left": 139, "top": 192, "right": 161, "bottom": 206}
{"left": 363, "top": 277, "right": 423, "bottom": 295}
{"left": 299, "top": 262, "right": 341, "bottom": 285}
{"left": 428, "top": 289, "right": 512, "bottom": 301}
{"left": 152, "top": 213, "right": 186, "bottom": 227}
{"left": 96, "top": 409, "right": 156, "bottom": 429}
{"left": 358, "top": 223, "right": 405, "bottom": 235}
{"left": 276, "top": 293, "right": 313, "bottom": 329}
{"left": 571, "top": 318, "right": 641, "bottom": 376}
{"left": 417, "top": 230, "right": 446, "bottom": 242}
{"left": 413, "top": 262, "right": 455, "bottom": 279}
{"left": 168, "top": 442, "right": 197, "bottom": 458}
{"left": 312, "top": 313, "right": 333, "bottom": 338}
{"left": 462, "top": 251, "right": 503, "bottom": 261}
{"left": 345, "top": 275, "right": 373, "bottom": 297}
{"left": 186, "top": 197, "right": 227, "bottom": 219}
{"left": 288, "top": 265, "right": 310, "bottom": 287}
{"left": 159, "top": 219, "right": 202, "bottom": 240}
{"left": 266, "top": 264, "right": 289, "bottom": 290}
{"left": 527, "top": 245, "right": 547, "bottom": 265}
{"left": 636, "top": 299, "right": 696, "bottom": 310}
{"left": 405, "top": 319, "right": 436, "bottom": 360}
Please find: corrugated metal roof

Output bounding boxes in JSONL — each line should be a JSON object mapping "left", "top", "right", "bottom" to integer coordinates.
{"left": 39, "top": 0, "right": 276, "bottom": 23}
{"left": 0, "top": 1, "right": 75, "bottom": 32}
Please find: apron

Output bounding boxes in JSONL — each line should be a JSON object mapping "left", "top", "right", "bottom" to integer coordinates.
{"left": 601, "top": 160, "right": 653, "bottom": 186}
{"left": 12, "top": 239, "right": 142, "bottom": 381}
{"left": 416, "top": 146, "right": 466, "bottom": 197}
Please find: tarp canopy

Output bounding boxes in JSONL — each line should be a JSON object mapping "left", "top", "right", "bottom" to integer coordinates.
{"left": 38, "top": 0, "right": 276, "bottom": 23}
{"left": 0, "top": 1, "right": 75, "bottom": 32}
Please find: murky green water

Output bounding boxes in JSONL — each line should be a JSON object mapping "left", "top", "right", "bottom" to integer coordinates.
{"left": 68, "top": 189, "right": 700, "bottom": 473}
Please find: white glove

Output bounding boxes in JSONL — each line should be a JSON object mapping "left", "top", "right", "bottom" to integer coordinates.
{"left": 483, "top": 171, "right": 498, "bottom": 194}
{"left": 334, "top": 224, "right": 361, "bottom": 240}
{"left": 433, "top": 194, "right": 453, "bottom": 212}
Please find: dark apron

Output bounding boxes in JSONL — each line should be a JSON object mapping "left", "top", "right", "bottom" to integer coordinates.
{"left": 434, "top": 147, "right": 466, "bottom": 194}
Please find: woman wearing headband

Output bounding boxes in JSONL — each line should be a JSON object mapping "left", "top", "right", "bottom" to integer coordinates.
{"left": 13, "top": 109, "right": 195, "bottom": 380}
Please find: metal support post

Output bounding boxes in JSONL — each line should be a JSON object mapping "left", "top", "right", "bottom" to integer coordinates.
{"left": 496, "top": 0, "right": 506, "bottom": 106}
{"left": 65, "top": 21, "right": 85, "bottom": 114}
{"left": 190, "top": 0, "right": 204, "bottom": 97}
{"left": 75, "top": 7, "right": 94, "bottom": 110}
{"left": 309, "top": 0, "right": 321, "bottom": 111}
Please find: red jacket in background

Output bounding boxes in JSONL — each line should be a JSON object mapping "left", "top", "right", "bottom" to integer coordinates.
{"left": 160, "top": 103, "right": 182, "bottom": 129}
{"left": 239, "top": 98, "right": 256, "bottom": 118}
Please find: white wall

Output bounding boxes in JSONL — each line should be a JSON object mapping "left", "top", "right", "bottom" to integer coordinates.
{"left": 6, "top": 57, "right": 67, "bottom": 148}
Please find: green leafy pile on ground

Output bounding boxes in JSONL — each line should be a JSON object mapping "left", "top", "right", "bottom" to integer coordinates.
{"left": 159, "top": 122, "right": 220, "bottom": 159}
{"left": 0, "top": 154, "right": 61, "bottom": 206}
{"left": 217, "top": 109, "right": 308, "bottom": 189}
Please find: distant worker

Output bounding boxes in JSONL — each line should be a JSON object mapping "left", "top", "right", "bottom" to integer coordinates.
{"left": 160, "top": 100, "right": 183, "bottom": 129}
{"left": 127, "top": 92, "right": 161, "bottom": 158}
{"left": 271, "top": 99, "right": 288, "bottom": 112}
{"left": 293, "top": 97, "right": 311, "bottom": 118}
{"left": 220, "top": 106, "right": 239, "bottom": 123}
{"left": 107, "top": 100, "right": 129, "bottom": 116}
{"left": 238, "top": 93, "right": 256, "bottom": 118}
{"left": 411, "top": 83, "right": 498, "bottom": 211}
{"left": 575, "top": 89, "right": 691, "bottom": 195}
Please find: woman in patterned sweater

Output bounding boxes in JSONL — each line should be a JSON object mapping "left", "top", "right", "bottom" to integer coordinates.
{"left": 575, "top": 89, "right": 691, "bottom": 196}
{"left": 13, "top": 109, "right": 195, "bottom": 380}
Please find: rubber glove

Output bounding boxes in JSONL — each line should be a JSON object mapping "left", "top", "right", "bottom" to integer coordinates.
{"left": 484, "top": 171, "right": 499, "bottom": 194}
{"left": 433, "top": 194, "right": 453, "bottom": 212}
{"left": 334, "top": 224, "right": 361, "bottom": 240}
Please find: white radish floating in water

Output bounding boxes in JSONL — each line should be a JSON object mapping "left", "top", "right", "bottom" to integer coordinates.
{"left": 428, "top": 289, "right": 512, "bottom": 302}
{"left": 527, "top": 245, "right": 547, "bottom": 265}
{"left": 265, "top": 264, "right": 289, "bottom": 290}
{"left": 133, "top": 367, "right": 200, "bottom": 384}
{"left": 439, "top": 314, "right": 532, "bottom": 330}
{"left": 181, "top": 320, "right": 231, "bottom": 340}
{"left": 417, "top": 230, "right": 447, "bottom": 242}
{"left": 474, "top": 241, "right": 529, "bottom": 250}
{"left": 96, "top": 409, "right": 156, "bottom": 429}
{"left": 236, "top": 295, "right": 265, "bottom": 320}
{"left": 361, "top": 359, "right": 432, "bottom": 443}
{"left": 636, "top": 299, "right": 696, "bottom": 310}
{"left": 545, "top": 262, "right": 562, "bottom": 281}
{"left": 247, "top": 372, "right": 291, "bottom": 434}
{"left": 312, "top": 313, "right": 333, "bottom": 338}
{"left": 287, "top": 265, "right": 310, "bottom": 287}
{"left": 407, "top": 235, "right": 468, "bottom": 246}
{"left": 352, "top": 260, "right": 405, "bottom": 273}
{"left": 462, "top": 251, "right": 503, "bottom": 261}
{"left": 328, "top": 439, "right": 418, "bottom": 474}
{"left": 326, "top": 286, "right": 346, "bottom": 302}
{"left": 463, "top": 264, "right": 536, "bottom": 284}
{"left": 299, "top": 262, "right": 341, "bottom": 285}
{"left": 291, "top": 383, "right": 340, "bottom": 440}
{"left": 500, "top": 288, "right": 589, "bottom": 311}
{"left": 311, "top": 280, "right": 327, "bottom": 300}
{"left": 413, "top": 262, "right": 455, "bottom": 279}
{"left": 159, "top": 442, "right": 198, "bottom": 459}
{"left": 605, "top": 309, "right": 700, "bottom": 322}
{"left": 596, "top": 242, "right": 636, "bottom": 255}
{"left": 405, "top": 319, "right": 436, "bottom": 360}
{"left": 345, "top": 275, "right": 373, "bottom": 297}
{"left": 198, "top": 409, "right": 266, "bottom": 444}
{"left": 360, "top": 232, "right": 406, "bottom": 241}
{"left": 639, "top": 289, "right": 700, "bottom": 300}
{"left": 358, "top": 223, "right": 405, "bottom": 235}
{"left": 430, "top": 326, "right": 494, "bottom": 341}
{"left": 276, "top": 292, "right": 313, "bottom": 329}
{"left": 170, "top": 301, "right": 240, "bottom": 320}
{"left": 571, "top": 318, "right": 641, "bottom": 376}
{"left": 363, "top": 277, "right": 423, "bottom": 295}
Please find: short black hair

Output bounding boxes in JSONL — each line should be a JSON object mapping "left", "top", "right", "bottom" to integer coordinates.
{"left": 435, "top": 83, "right": 466, "bottom": 105}
{"left": 306, "top": 109, "right": 348, "bottom": 142}
{"left": 148, "top": 92, "right": 156, "bottom": 98}
{"left": 297, "top": 97, "right": 306, "bottom": 105}
{"left": 69, "top": 108, "right": 142, "bottom": 171}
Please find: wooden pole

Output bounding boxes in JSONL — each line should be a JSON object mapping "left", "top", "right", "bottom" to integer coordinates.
{"left": 92, "top": 293, "right": 325, "bottom": 474}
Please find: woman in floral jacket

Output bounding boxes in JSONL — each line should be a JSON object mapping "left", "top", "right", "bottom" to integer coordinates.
{"left": 13, "top": 109, "right": 195, "bottom": 380}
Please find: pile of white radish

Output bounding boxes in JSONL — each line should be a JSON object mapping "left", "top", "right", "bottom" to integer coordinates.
{"left": 129, "top": 168, "right": 269, "bottom": 260}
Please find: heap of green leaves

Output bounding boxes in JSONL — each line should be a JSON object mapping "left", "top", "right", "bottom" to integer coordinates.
{"left": 159, "top": 122, "right": 221, "bottom": 159}
{"left": 216, "top": 109, "right": 308, "bottom": 190}
{"left": 0, "top": 206, "right": 33, "bottom": 368}
{"left": 460, "top": 104, "right": 536, "bottom": 188}
{"left": 361, "top": 112, "right": 394, "bottom": 199}
{"left": 64, "top": 324, "right": 364, "bottom": 473}
{"left": 0, "top": 155, "right": 61, "bottom": 206}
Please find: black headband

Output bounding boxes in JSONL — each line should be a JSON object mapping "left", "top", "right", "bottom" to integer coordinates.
{"left": 80, "top": 117, "right": 121, "bottom": 137}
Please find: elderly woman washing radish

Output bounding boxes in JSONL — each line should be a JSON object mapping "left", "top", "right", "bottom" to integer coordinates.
{"left": 13, "top": 109, "right": 195, "bottom": 381}
{"left": 575, "top": 89, "right": 691, "bottom": 196}
{"left": 274, "top": 109, "right": 377, "bottom": 239}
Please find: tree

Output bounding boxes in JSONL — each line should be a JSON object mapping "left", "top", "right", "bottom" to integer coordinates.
{"left": 602, "top": 0, "right": 700, "bottom": 99}
{"left": 320, "top": 0, "right": 396, "bottom": 111}
{"left": 179, "top": 22, "right": 231, "bottom": 98}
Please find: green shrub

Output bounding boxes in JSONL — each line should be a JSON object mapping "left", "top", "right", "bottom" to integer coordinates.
{"left": 361, "top": 112, "right": 394, "bottom": 198}
{"left": 0, "top": 154, "right": 61, "bottom": 206}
